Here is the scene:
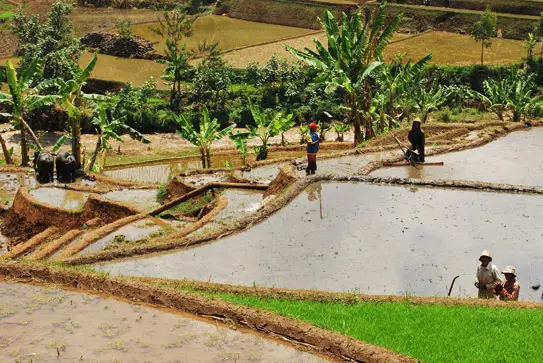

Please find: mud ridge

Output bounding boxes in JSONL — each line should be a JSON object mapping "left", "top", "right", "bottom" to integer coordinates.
{"left": 138, "top": 276, "right": 543, "bottom": 309}
{"left": 0, "top": 260, "right": 416, "bottom": 363}
{"left": 60, "top": 178, "right": 315, "bottom": 265}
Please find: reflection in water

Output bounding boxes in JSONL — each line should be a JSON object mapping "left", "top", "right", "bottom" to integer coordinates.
{"left": 29, "top": 188, "right": 89, "bottom": 211}
{"left": 0, "top": 282, "right": 324, "bottom": 363}
{"left": 306, "top": 183, "right": 323, "bottom": 220}
{"left": 97, "top": 183, "right": 543, "bottom": 301}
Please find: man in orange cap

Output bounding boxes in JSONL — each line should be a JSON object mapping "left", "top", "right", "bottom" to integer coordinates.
{"left": 306, "top": 123, "right": 320, "bottom": 175}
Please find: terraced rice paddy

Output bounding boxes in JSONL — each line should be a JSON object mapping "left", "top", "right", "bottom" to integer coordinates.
{"left": 96, "top": 181, "right": 543, "bottom": 301}
{"left": 132, "top": 15, "right": 318, "bottom": 54}
{"left": 0, "top": 282, "right": 325, "bottom": 362}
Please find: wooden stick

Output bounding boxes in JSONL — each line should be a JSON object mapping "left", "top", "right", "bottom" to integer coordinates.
{"left": 385, "top": 161, "right": 444, "bottom": 167}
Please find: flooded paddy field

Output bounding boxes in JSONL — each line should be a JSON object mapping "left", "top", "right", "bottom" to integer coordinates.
{"left": 190, "top": 189, "right": 264, "bottom": 237}
{"left": 0, "top": 282, "right": 325, "bottom": 363}
{"left": 97, "top": 182, "right": 543, "bottom": 301}
{"left": 372, "top": 128, "right": 543, "bottom": 186}
{"left": 28, "top": 187, "right": 158, "bottom": 212}
{"left": 104, "top": 150, "right": 312, "bottom": 184}
{"left": 0, "top": 173, "right": 21, "bottom": 206}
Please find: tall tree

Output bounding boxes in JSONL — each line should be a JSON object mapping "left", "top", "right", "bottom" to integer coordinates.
{"left": 152, "top": 9, "right": 196, "bottom": 110}
{"left": 536, "top": 12, "right": 543, "bottom": 59}
{"left": 11, "top": 1, "right": 81, "bottom": 80}
{"left": 287, "top": 1, "right": 401, "bottom": 145}
{"left": 55, "top": 54, "right": 104, "bottom": 168}
{"left": 0, "top": 59, "right": 60, "bottom": 165}
{"left": 472, "top": 7, "right": 497, "bottom": 66}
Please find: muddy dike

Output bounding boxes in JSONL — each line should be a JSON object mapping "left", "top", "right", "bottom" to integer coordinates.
{"left": 2, "top": 187, "right": 140, "bottom": 244}
{"left": 81, "top": 32, "right": 161, "bottom": 59}
{"left": 95, "top": 182, "right": 543, "bottom": 301}
{"left": 0, "top": 261, "right": 416, "bottom": 363}
{"left": 0, "top": 281, "right": 326, "bottom": 363}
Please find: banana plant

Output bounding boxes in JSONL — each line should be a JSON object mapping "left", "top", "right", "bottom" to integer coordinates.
{"left": 175, "top": 107, "right": 236, "bottom": 168}
{"left": 412, "top": 83, "right": 448, "bottom": 122}
{"left": 86, "top": 102, "right": 150, "bottom": 173}
{"left": 286, "top": 1, "right": 401, "bottom": 144}
{"left": 54, "top": 53, "right": 105, "bottom": 169}
{"left": 247, "top": 100, "right": 293, "bottom": 161}
{"left": 229, "top": 130, "right": 251, "bottom": 167}
{"left": 470, "top": 70, "right": 540, "bottom": 122}
{"left": 332, "top": 121, "right": 350, "bottom": 142}
{"left": 0, "top": 59, "right": 60, "bottom": 165}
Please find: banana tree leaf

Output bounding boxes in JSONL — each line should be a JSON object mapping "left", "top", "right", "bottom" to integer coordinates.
{"left": 51, "top": 134, "right": 70, "bottom": 153}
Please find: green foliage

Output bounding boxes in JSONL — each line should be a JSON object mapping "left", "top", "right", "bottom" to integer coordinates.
{"left": 332, "top": 121, "right": 350, "bottom": 142}
{"left": 156, "top": 183, "right": 168, "bottom": 203}
{"left": 0, "top": 58, "right": 60, "bottom": 165}
{"left": 299, "top": 124, "right": 309, "bottom": 144}
{"left": 151, "top": 9, "right": 196, "bottom": 110}
{"left": 52, "top": 53, "right": 104, "bottom": 168}
{"left": 412, "top": 82, "right": 449, "bottom": 122}
{"left": 470, "top": 69, "right": 541, "bottom": 121}
{"left": 524, "top": 33, "right": 537, "bottom": 62}
{"left": 115, "top": 19, "right": 133, "bottom": 40}
{"left": 85, "top": 101, "right": 150, "bottom": 172}
{"left": 248, "top": 101, "right": 293, "bottom": 161}
{"left": 228, "top": 130, "right": 251, "bottom": 166}
{"left": 10, "top": 2, "right": 81, "bottom": 80}
{"left": 472, "top": 7, "right": 497, "bottom": 65}
{"left": 287, "top": 1, "right": 400, "bottom": 143}
{"left": 160, "top": 191, "right": 213, "bottom": 218}
{"left": 175, "top": 107, "right": 236, "bottom": 168}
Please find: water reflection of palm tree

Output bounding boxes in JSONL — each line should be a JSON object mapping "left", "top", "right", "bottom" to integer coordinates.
{"left": 306, "top": 183, "right": 323, "bottom": 219}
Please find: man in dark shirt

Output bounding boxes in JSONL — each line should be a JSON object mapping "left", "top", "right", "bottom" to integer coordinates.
{"left": 407, "top": 118, "right": 425, "bottom": 162}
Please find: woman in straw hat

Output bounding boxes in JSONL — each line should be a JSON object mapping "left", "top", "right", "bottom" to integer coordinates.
{"left": 475, "top": 250, "right": 503, "bottom": 299}
{"left": 496, "top": 266, "right": 520, "bottom": 301}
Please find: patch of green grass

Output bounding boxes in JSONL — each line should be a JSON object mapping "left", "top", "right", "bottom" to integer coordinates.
{"left": 0, "top": 0, "right": 14, "bottom": 12}
{"left": 184, "top": 291, "right": 543, "bottom": 362}
{"left": 0, "top": 11, "right": 14, "bottom": 20}
{"left": 159, "top": 191, "right": 214, "bottom": 218}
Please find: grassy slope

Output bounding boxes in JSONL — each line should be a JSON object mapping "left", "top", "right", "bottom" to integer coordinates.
{"left": 185, "top": 291, "right": 543, "bottom": 362}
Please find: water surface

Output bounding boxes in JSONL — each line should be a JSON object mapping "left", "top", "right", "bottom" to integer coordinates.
{"left": 97, "top": 182, "right": 543, "bottom": 301}
{"left": 372, "top": 128, "right": 543, "bottom": 186}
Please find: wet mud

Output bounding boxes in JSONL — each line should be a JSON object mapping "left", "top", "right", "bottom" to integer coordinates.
{"left": 0, "top": 173, "right": 21, "bottom": 207}
{"left": 80, "top": 219, "right": 163, "bottom": 254}
{"left": 0, "top": 281, "right": 326, "bottom": 363}
{"left": 29, "top": 188, "right": 89, "bottom": 212}
{"left": 372, "top": 128, "right": 543, "bottom": 186}
{"left": 102, "top": 188, "right": 159, "bottom": 211}
{"left": 190, "top": 189, "right": 264, "bottom": 237}
{"left": 97, "top": 182, "right": 543, "bottom": 301}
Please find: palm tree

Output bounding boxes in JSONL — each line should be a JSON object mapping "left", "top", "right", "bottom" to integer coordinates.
{"left": 174, "top": 107, "right": 236, "bottom": 168}
{"left": 248, "top": 101, "right": 293, "bottom": 161}
{"left": 286, "top": 1, "right": 401, "bottom": 145}
{"left": 55, "top": 53, "right": 103, "bottom": 168}
{"left": 0, "top": 59, "right": 60, "bottom": 165}
{"left": 86, "top": 103, "right": 150, "bottom": 172}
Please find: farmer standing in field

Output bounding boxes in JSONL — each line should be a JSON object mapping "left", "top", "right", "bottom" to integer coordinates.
{"left": 475, "top": 250, "right": 503, "bottom": 299}
{"left": 407, "top": 118, "right": 425, "bottom": 162}
{"left": 306, "top": 122, "right": 320, "bottom": 175}
{"left": 495, "top": 266, "right": 520, "bottom": 301}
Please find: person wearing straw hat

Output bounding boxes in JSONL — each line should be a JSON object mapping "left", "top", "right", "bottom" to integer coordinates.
{"left": 495, "top": 266, "right": 520, "bottom": 301}
{"left": 406, "top": 118, "right": 425, "bottom": 163}
{"left": 475, "top": 250, "right": 503, "bottom": 299}
{"left": 306, "top": 123, "right": 320, "bottom": 175}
